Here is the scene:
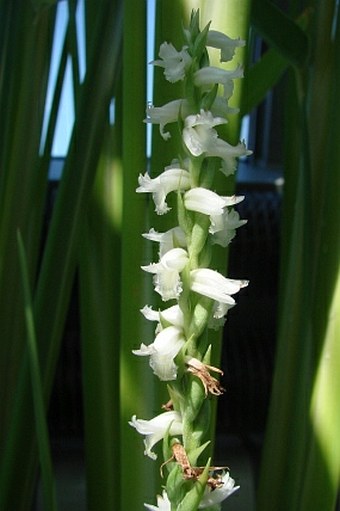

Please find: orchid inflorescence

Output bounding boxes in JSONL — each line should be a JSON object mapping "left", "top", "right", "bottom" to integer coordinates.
{"left": 129, "top": 10, "right": 250, "bottom": 511}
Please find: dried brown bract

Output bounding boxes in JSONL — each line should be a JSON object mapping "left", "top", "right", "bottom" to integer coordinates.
{"left": 161, "top": 441, "right": 228, "bottom": 490}
{"left": 186, "top": 357, "right": 225, "bottom": 396}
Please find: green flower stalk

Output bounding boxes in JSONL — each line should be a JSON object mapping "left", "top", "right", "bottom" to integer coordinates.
{"left": 130, "top": 11, "right": 250, "bottom": 511}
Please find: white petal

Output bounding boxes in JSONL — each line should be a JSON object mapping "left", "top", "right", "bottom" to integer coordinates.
{"left": 183, "top": 110, "right": 226, "bottom": 156}
{"left": 154, "top": 268, "right": 183, "bottom": 301}
{"left": 161, "top": 248, "right": 189, "bottom": 270}
{"left": 207, "top": 30, "right": 245, "bottom": 62}
{"left": 140, "top": 304, "right": 184, "bottom": 330}
{"left": 210, "top": 209, "right": 247, "bottom": 246}
{"left": 132, "top": 342, "right": 156, "bottom": 357}
{"left": 199, "top": 472, "right": 240, "bottom": 508}
{"left": 142, "top": 248, "right": 189, "bottom": 301}
{"left": 143, "top": 227, "right": 187, "bottom": 258}
{"left": 184, "top": 188, "right": 233, "bottom": 216}
{"left": 151, "top": 326, "right": 185, "bottom": 380}
{"left": 144, "top": 490, "right": 171, "bottom": 511}
{"left": 184, "top": 109, "right": 227, "bottom": 129}
{"left": 145, "top": 99, "right": 185, "bottom": 140}
{"left": 208, "top": 301, "right": 234, "bottom": 330}
{"left": 133, "top": 326, "right": 186, "bottom": 380}
{"left": 136, "top": 168, "right": 191, "bottom": 215}
{"left": 159, "top": 305, "right": 184, "bottom": 329}
{"left": 140, "top": 305, "right": 160, "bottom": 322}
{"left": 129, "top": 411, "right": 183, "bottom": 459}
{"left": 194, "top": 65, "right": 243, "bottom": 98}
{"left": 190, "top": 268, "right": 248, "bottom": 305}
{"left": 211, "top": 139, "right": 252, "bottom": 176}
{"left": 152, "top": 42, "right": 192, "bottom": 83}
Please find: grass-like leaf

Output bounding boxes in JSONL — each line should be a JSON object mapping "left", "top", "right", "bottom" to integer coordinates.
{"left": 17, "top": 230, "right": 58, "bottom": 511}
{"left": 251, "top": 0, "right": 310, "bottom": 68}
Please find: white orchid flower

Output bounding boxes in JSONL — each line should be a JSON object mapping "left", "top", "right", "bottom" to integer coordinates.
{"left": 184, "top": 188, "right": 245, "bottom": 236}
{"left": 142, "top": 226, "right": 187, "bottom": 257}
{"left": 145, "top": 99, "right": 188, "bottom": 141}
{"left": 140, "top": 304, "right": 185, "bottom": 331}
{"left": 142, "top": 248, "right": 189, "bottom": 301}
{"left": 212, "top": 138, "right": 252, "bottom": 176}
{"left": 184, "top": 187, "right": 244, "bottom": 217}
{"left": 133, "top": 325, "right": 185, "bottom": 381}
{"left": 194, "top": 65, "right": 243, "bottom": 99}
{"left": 143, "top": 471, "right": 239, "bottom": 508}
{"left": 183, "top": 110, "right": 251, "bottom": 175}
{"left": 199, "top": 471, "right": 240, "bottom": 508}
{"left": 190, "top": 268, "right": 248, "bottom": 306}
{"left": 210, "top": 208, "right": 247, "bottom": 247}
{"left": 207, "top": 30, "right": 245, "bottom": 63}
{"left": 151, "top": 42, "right": 192, "bottom": 82}
{"left": 145, "top": 97, "right": 237, "bottom": 141}
{"left": 136, "top": 167, "right": 191, "bottom": 215}
{"left": 208, "top": 301, "right": 235, "bottom": 330}
{"left": 183, "top": 110, "right": 227, "bottom": 158}
{"left": 144, "top": 490, "right": 171, "bottom": 511}
{"left": 129, "top": 410, "right": 183, "bottom": 460}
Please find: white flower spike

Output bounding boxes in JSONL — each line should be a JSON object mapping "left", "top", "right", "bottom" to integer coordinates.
{"left": 134, "top": 12, "right": 251, "bottom": 511}
{"left": 129, "top": 411, "right": 183, "bottom": 460}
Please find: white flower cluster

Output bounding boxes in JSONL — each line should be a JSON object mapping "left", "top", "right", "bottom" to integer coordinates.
{"left": 130, "top": 14, "right": 249, "bottom": 511}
